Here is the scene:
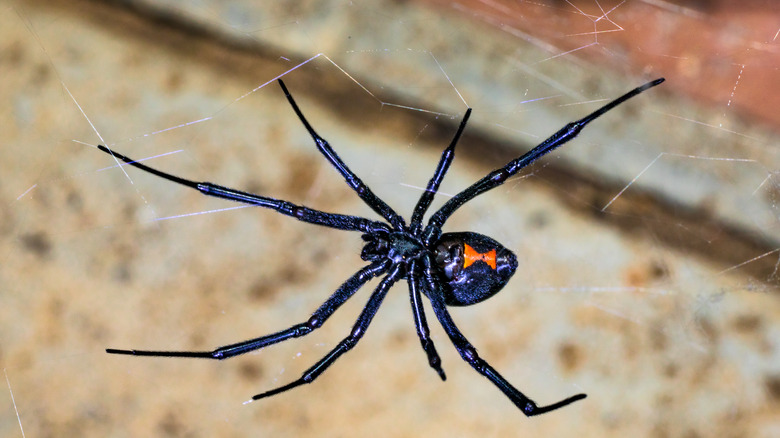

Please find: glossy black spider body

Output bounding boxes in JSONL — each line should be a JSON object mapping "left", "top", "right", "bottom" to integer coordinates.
{"left": 100, "top": 77, "right": 664, "bottom": 416}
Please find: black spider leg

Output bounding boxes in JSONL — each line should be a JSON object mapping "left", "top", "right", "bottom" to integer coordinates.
{"left": 409, "top": 108, "right": 472, "bottom": 235}
{"left": 97, "top": 145, "right": 389, "bottom": 235}
{"left": 251, "top": 264, "right": 404, "bottom": 401}
{"left": 277, "top": 79, "right": 405, "bottom": 230}
{"left": 407, "top": 259, "right": 446, "bottom": 380}
{"left": 420, "top": 256, "right": 586, "bottom": 416}
{"left": 423, "top": 78, "right": 665, "bottom": 244}
{"left": 107, "top": 260, "right": 390, "bottom": 359}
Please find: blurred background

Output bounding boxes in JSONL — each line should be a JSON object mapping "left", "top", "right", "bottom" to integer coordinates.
{"left": 1, "top": 0, "right": 778, "bottom": 436}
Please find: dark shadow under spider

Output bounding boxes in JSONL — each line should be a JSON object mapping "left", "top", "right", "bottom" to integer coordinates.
{"left": 100, "top": 77, "right": 664, "bottom": 416}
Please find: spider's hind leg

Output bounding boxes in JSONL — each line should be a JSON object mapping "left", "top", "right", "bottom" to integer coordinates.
{"left": 106, "top": 261, "right": 389, "bottom": 360}
{"left": 408, "top": 260, "right": 446, "bottom": 380}
{"left": 251, "top": 264, "right": 405, "bottom": 401}
{"left": 421, "top": 256, "right": 586, "bottom": 416}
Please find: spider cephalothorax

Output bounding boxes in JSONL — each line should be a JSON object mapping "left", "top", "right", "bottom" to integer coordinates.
{"left": 100, "top": 77, "right": 664, "bottom": 416}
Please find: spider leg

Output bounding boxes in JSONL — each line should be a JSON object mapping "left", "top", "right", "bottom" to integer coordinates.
{"left": 409, "top": 108, "right": 471, "bottom": 234}
{"left": 422, "top": 78, "right": 665, "bottom": 244}
{"left": 251, "top": 264, "right": 404, "bottom": 401}
{"left": 421, "top": 256, "right": 586, "bottom": 416}
{"left": 407, "top": 260, "right": 446, "bottom": 380}
{"left": 106, "top": 260, "right": 390, "bottom": 359}
{"left": 98, "top": 145, "right": 389, "bottom": 234}
{"left": 277, "top": 79, "right": 405, "bottom": 230}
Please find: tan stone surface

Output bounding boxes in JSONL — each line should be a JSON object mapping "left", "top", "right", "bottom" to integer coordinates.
{"left": 2, "top": 1, "right": 778, "bottom": 437}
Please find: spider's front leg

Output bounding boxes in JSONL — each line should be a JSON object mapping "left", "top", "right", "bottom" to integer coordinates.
{"left": 421, "top": 256, "right": 586, "bottom": 416}
{"left": 277, "top": 80, "right": 405, "bottom": 230}
{"left": 422, "top": 78, "right": 665, "bottom": 245}
{"left": 97, "top": 145, "right": 389, "bottom": 234}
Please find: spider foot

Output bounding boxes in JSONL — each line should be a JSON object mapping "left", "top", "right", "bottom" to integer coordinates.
{"left": 524, "top": 393, "right": 587, "bottom": 416}
{"left": 434, "top": 366, "right": 446, "bottom": 381}
{"left": 106, "top": 348, "right": 134, "bottom": 355}
{"left": 106, "top": 347, "right": 215, "bottom": 358}
{"left": 251, "top": 378, "right": 307, "bottom": 401}
{"left": 419, "top": 339, "right": 446, "bottom": 381}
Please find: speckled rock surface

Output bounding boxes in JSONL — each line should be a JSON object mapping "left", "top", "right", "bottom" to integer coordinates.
{"left": 2, "top": 1, "right": 778, "bottom": 437}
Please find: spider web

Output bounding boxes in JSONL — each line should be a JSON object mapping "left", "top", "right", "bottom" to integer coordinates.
{"left": 2, "top": 0, "right": 779, "bottom": 437}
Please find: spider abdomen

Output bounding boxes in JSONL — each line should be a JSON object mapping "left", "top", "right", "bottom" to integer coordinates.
{"left": 433, "top": 232, "right": 518, "bottom": 306}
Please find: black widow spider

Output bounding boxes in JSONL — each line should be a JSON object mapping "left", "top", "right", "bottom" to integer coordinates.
{"left": 100, "top": 77, "right": 664, "bottom": 416}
